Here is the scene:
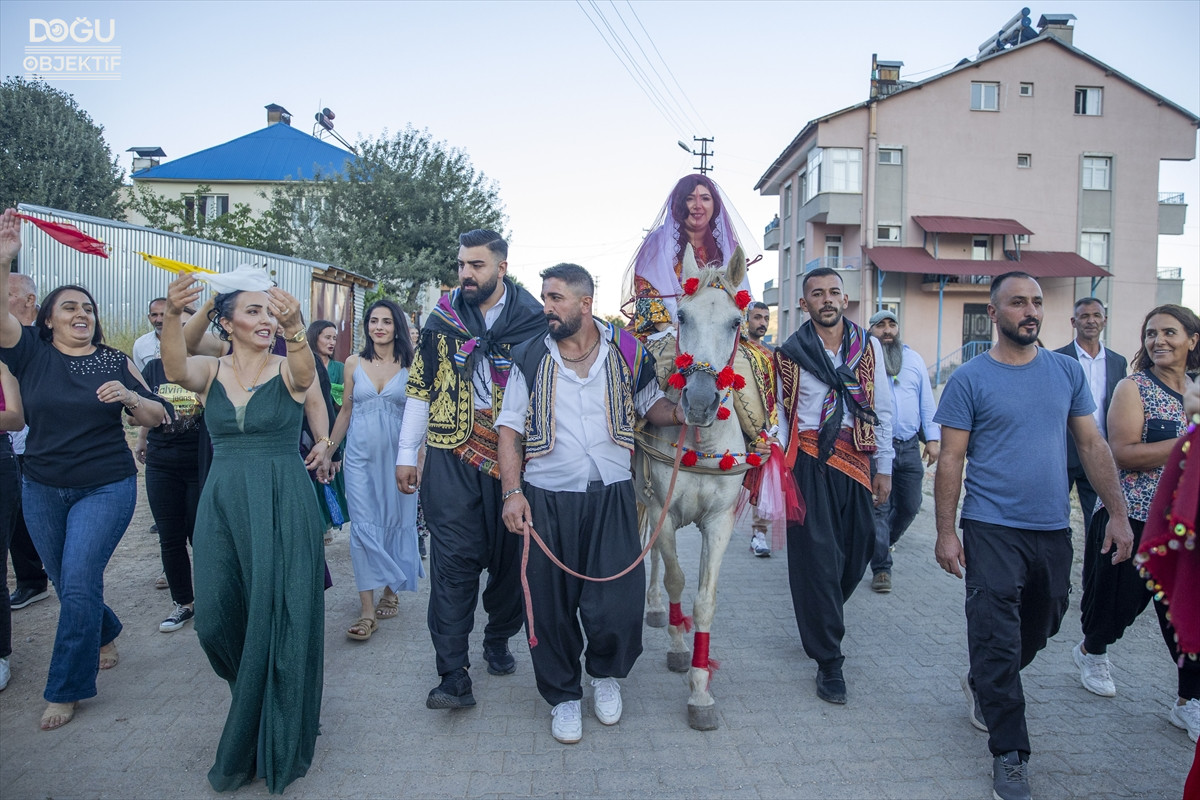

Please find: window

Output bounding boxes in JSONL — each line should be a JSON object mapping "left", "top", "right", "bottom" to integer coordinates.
{"left": 783, "top": 183, "right": 792, "bottom": 218}
{"left": 805, "top": 150, "right": 822, "bottom": 203}
{"left": 972, "top": 237, "right": 990, "bottom": 261}
{"left": 1019, "top": 82, "right": 1034, "bottom": 97}
{"left": 1075, "top": 87, "right": 1103, "bottom": 116}
{"left": 1017, "top": 153, "right": 1031, "bottom": 168}
{"left": 798, "top": 171, "right": 808, "bottom": 205}
{"left": 878, "top": 149, "right": 902, "bottom": 165}
{"left": 1082, "top": 157, "right": 1111, "bottom": 190}
{"left": 877, "top": 225, "right": 900, "bottom": 242}
{"left": 1015, "top": 234, "right": 1030, "bottom": 244}
{"left": 782, "top": 247, "right": 791, "bottom": 277}
{"left": 824, "top": 149, "right": 862, "bottom": 193}
{"left": 970, "top": 82, "right": 999, "bottom": 111}
{"left": 184, "top": 193, "right": 229, "bottom": 223}
{"left": 825, "top": 234, "right": 842, "bottom": 268}
{"left": 1080, "top": 232, "right": 1109, "bottom": 265}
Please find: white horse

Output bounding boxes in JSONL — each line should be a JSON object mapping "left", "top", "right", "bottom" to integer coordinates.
{"left": 635, "top": 245, "right": 757, "bottom": 731}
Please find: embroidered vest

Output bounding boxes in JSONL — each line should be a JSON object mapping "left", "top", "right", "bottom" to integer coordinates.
{"left": 776, "top": 345, "right": 877, "bottom": 453}
{"left": 406, "top": 330, "right": 506, "bottom": 450}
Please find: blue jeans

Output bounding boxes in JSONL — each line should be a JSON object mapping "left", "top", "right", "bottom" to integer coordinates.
{"left": 22, "top": 474, "right": 136, "bottom": 702}
{"left": 871, "top": 437, "right": 925, "bottom": 574}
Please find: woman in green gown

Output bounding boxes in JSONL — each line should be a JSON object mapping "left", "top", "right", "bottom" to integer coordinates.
{"left": 161, "top": 272, "right": 324, "bottom": 795}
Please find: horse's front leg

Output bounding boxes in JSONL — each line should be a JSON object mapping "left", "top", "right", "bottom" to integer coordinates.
{"left": 644, "top": 504, "right": 668, "bottom": 627}
{"left": 657, "top": 520, "right": 692, "bottom": 673}
{"left": 687, "top": 503, "right": 737, "bottom": 731}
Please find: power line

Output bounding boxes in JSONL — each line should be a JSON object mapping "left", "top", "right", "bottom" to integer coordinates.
{"left": 607, "top": 0, "right": 701, "bottom": 133}
{"left": 624, "top": 1, "right": 711, "bottom": 134}
{"left": 582, "top": 0, "right": 691, "bottom": 135}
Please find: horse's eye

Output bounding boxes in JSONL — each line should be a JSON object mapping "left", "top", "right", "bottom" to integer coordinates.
{"left": 731, "top": 318, "right": 741, "bottom": 329}
{"left": 678, "top": 312, "right": 688, "bottom": 324}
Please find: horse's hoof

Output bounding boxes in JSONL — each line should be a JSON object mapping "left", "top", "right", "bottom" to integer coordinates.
{"left": 645, "top": 610, "right": 668, "bottom": 628}
{"left": 667, "top": 651, "right": 691, "bottom": 673}
{"left": 688, "top": 703, "right": 719, "bottom": 731}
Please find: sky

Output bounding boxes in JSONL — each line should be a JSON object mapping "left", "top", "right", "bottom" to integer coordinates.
{"left": 2, "top": 0, "right": 1197, "bottom": 316}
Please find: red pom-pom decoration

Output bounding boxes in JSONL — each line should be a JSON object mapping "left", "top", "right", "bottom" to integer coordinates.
{"left": 719, "top": 452, "right": 736, "bottom": 471}
{"left": 732, "top": 374, "right": 746, "bottom": 390}
{"left": 683, "top": 278, "right": 700, "bottom": 296}
{"left": 746, "top": 453, "right": 762, "bottom": 467}
{"left": 681, "top": 450, "right": 699, "bottom": 467}
{"left": 716, "top": 406, "right": 731, "bottom": 420}
{"left": 668, "top": 372, "right": 687, "bottom": 390}
{"left": 675, "top": 353, "right": 694, "bottom": 369}
{"left": 716, "top": 366, "right": 736, "bottom": 390}
{"left": 735, "top": 290, "right": 752, "bottom": 310}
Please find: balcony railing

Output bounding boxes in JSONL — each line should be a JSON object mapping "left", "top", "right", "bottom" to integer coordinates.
{"left": 1159, "top": 192, "right": 1186, "bottom": 204}
{"left": 930, "top": 340, "right": 993, "bottom": 387}
{"left": 921, "top": 274, "right": 993, "bottom": 285}
{"left": 804, "top": 256, "right": 861, "bottom": 272}
{"left": 1157, "top": 266, "right": 1183, "bottom": 280}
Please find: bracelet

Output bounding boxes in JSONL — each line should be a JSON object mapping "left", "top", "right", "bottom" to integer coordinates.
{"left": 502, "top": 488, "right": 523, "bottom": 501}
{"left": 123, "top": 394, "right": 141, "bottom": 411}
{"left": 286, "top": 328, "right": 306, "bottom": 343}
{"left": 319, "top": 437, "right": 336, "bottom": 448}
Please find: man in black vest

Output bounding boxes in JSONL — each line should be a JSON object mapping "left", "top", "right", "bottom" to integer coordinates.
{"left": 1053, "top": 298, "right": 1126, "bottom": 539}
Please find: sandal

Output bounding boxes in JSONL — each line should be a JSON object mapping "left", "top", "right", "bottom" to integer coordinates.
{"left": 40, "top": 701, "right": 77, "bottom": 731}
{"left": 99, "top": 642, "right": 118, "bottom": 670}
{"left": 346, "top": 617, "right": 377, "bottom": 641}
{"left": 375, "top": 594, "right": 399, "bottom": 619}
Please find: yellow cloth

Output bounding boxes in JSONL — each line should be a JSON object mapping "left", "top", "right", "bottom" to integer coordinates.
{"left": 136, "top": 252, "right": 217, "bottom": 275}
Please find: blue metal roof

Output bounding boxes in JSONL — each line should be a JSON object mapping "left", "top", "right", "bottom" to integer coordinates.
{"left": 131, "top": 123, "right": 354, "bottom": 182}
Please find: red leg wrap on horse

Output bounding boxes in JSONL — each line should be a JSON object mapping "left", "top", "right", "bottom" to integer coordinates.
{"left": 669, "top": 602, "right": 693, "bottom": 632}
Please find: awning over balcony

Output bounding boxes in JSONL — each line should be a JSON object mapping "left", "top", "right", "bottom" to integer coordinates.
{"left": 911, "top": 216, "right": 1034, "bottom": 236}
{"left": 865, "top": 247, "right": 1110, "bottom": 278}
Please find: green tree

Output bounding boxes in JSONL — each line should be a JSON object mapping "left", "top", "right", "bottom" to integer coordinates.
{"left": 126, "top": 183, "right": 294, "bottom": 254}
{"left": 269, "top": 127, "right": 507, "bottom": 307}
{"left": 0, "top": 77, "right": 123, "bottom": 216}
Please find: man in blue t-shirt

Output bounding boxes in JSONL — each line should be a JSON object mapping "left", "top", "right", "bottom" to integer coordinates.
{"left": 933, "top": 272, "right": 1132, "bottom": 800}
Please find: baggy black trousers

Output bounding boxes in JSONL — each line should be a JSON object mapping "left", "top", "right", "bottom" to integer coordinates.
{"left": 786, "top": 449, "right": 875, "bottom": 670}
{"left": 422, "top": 447, "right": 523, "bottom": 676}
{"left": 524, "top": 480, "right": 645, "bottom": 705}
{"left": 963, "top": 519, "right": 1072, "bottom": 757}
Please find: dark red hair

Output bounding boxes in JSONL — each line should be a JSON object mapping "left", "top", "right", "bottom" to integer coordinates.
{"left": 669, "top": 174, "right": 723, "bottom": 267}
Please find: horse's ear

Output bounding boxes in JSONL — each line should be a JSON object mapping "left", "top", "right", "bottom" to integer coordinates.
{"left": 680, "top": 243, "right": 701, "bottom": 283}
{"left": 725, "top": 245, "right": 746, "bottom": 291}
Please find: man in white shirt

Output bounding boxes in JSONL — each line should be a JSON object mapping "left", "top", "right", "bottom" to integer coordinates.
{"left": 497, "top": 263, "right": 679, "bottom": 744}
{"left": 1053, "top": 299, "right": 1126, "bottom": 537}
{"left": 132, "top": 297, "right": 167, "bottom": 371}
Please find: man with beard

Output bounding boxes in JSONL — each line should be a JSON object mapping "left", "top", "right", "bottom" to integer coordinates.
{"left": 396, "top": 230, "right": 547, "bottom": 709}
{"left": 132, "top": 297, "right": 168, "bottom": 371}
{"left": 775, "top": 268, "right": 893, "bottom": 705}
{"left": 1053, "top": 299, "right": 1126, "bottom": 537}
{"left": 497, "top": 263, "right": 677, "bottom": 743}
{"left": 866, "top": 310, "right": 939, "bottom": 593}
{"left": 934, "top": 272, "right": 1132, "bottom": 800}
{"left": 744, "top": 301, "right": 776, "bottom": 556}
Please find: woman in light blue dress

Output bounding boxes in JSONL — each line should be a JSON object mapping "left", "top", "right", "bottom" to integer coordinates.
{"left": 327, "top": 300, "right": 423, "bottom": 640}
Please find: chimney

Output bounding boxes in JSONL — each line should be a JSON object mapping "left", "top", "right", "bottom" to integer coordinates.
{"left": 265, "top": 103, "right": 292, "bottom": 127}
{"left": 1037, "top": 14, "right": 1076, "bottom": 45}
{"left": 870, "top": 54, "right": 904, "bottom": 99}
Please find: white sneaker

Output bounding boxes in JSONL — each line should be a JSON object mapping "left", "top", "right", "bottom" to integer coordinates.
{"left": 551, "top": 699, "right": 582, "bottom": 743}
{"left": 750, "top": 532, "right": 771, "bottom": 557}
{"left": 1169, "top": 698, "right": 1200, "bottom": 743}
{"left": 1072, "top": 641, "right": 1116, "bottom": 697}
{"left": 591, "top": 677, "right": 623, "bottom": 725}
{"left": 0, "top": 656, "right": 9, "bottom": 691}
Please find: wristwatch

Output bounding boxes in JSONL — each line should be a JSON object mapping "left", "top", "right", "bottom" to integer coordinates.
{"left": 287, "top": 328, "right": 306, "bottom": 343}
{"left": 502, "top": 488, "right": 523, "bottom": 501}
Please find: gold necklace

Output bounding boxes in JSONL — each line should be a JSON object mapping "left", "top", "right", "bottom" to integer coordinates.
{"left": 232, "top": 351, "right": 271, "bottom": 392}
{"left": 561, "top": 332, "right": 601, "bottom": 363}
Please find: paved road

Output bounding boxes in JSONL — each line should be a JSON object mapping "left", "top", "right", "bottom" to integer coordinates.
{"left": 1, "top": 470, "right": 1193, "bottom": 799}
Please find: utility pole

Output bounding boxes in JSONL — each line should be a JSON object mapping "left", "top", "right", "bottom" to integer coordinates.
{"left": 677, "top": 137, "right": 714, "bottom": 175}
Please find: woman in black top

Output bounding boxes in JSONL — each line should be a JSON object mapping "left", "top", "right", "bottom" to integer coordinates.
{"left": 0, "top": 209, "right": 169, "bottom": 730}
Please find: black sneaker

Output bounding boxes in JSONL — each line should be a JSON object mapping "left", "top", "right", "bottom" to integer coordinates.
{"left": 426, "top": 668, "right": 475, "bottom": 709}
{"left": 484, "top": 642, "right": 516, "bottom": 676}
{"left": 992, "top": 751, "right": 1031, "bottom": 800}
{"left": 159, "top": 603, "right": 194, "bottom": 632}
{"left": 10, "top": 586, "right": 50, "bottom": 610}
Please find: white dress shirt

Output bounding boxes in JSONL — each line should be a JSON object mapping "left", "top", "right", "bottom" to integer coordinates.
{"left": 496, "top": 320, "right": 664, "bottom": 492}
{"left": 396, "top": 286, "right": 508, "bottom": 466}
{"left": 1073, "top": 341, "right": 1108, "bottom": 437}
{"left": 777, "top": 334, "right": 894, "bottom": 474}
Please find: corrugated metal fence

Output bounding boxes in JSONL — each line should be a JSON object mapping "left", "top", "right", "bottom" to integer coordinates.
{"left": 15, "top": 204, "right": 372, "bottom": 351}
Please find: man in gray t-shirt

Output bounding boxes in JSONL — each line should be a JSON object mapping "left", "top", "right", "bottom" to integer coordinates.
{"left": 932, "top": 272, "right": 1132, "bottom": 800}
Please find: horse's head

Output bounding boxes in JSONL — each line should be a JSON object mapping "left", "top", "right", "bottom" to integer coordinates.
{"left": 675, "top": 244, "right": 747, "bottom": 427}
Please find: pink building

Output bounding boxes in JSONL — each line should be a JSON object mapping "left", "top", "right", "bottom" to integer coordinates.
{"left": 755, "top": 17, "right": 1198, "bottom": 381}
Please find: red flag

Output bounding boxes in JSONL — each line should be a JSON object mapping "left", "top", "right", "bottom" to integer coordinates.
{"left": 15, "top": 213, "right": 109, "bottom": 258}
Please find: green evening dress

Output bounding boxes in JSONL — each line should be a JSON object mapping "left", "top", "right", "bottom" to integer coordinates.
{"left": 193, "top": 370, "right": 324, "bottom": 795}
